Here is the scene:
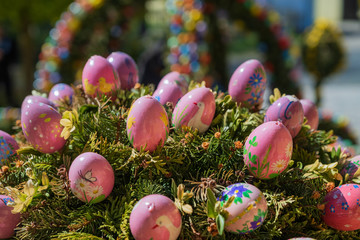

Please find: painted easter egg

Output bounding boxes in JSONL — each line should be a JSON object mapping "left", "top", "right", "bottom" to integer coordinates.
{"left": 322, "top": 183, "right": 360, "bottom": 231}
{"left": 0, "top": 195, "right": 21, "bottom": 239}
{"left": 228, "top": 59, "right": 267, "bottom": 108}
{"left": 48, "top": 83, "right": 74, "bottom": 106}
{"left": 69, "top": 152, "right": 114, "bottom": 204}
{"left": 158, "top": 71, "right": 189, "bottom": 95}
{"left": 21, "top": 95, "right": 55, "bottom": 110}
{"left": 288, "top": 238, "right": 315, "bottom": 240}
{"left": 244, "top": 121, "right": 293, "bottom": 179}
{"left": 107, "top": 51, "right": 139, "bottom": 90}
{"left": 153, "top": 82, "right": 183, "bottom": 106}
{"left": 130, "top": 194, "right": 182, "bottom": 240}
{"left": 218, "top": 183, "right": 267, "bottom": 234}
{"left": 127, "top": 96, "right": 169, "bottom": 152}
{"left": 21, "top": 99, "right": 66, "bottom": 153}
{"left": 341, "top": 155, "right": 360, "bottom": 180}
{"left": 82, "top": 55, "right": 120, "bottom": 97}
{"left": 172, "top": 87, "right": 215, "bottom": 133}
{"left": 300, "top": 99, "right": 319, "bottom": 130}
{"left": 0, "top": 130, "right": 19, "bottom": 165}
{"left": 264, "top": 95, "right": 304, "bottom": 138}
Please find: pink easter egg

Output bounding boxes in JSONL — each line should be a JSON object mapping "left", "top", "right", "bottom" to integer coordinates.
{"left": 48, "top": 83, "right": 74, "bottom": 106}
{"left": 153, "top": 82, "right": 183, "bottom": 106}
{"left": 107, "top": 51, "right": 139, "bottom": 90}
{"left": 127, "top": 96, "right": 169, "bottom": 152}
{"left": 228, "top": 59, "right": 267, "bottom": 108}
{"left": 82, "top": 55, "right": 120, "bottom": 97}
{"left": 69, "top": 152, "right": 114, "bottom": 204}
{"left": 264, "top": 95, "right": 304, "bottom": 138}
{"left": 130, "top": 194, "right": 182, "bottom": 240}
{"left": 288, "top": 238, "right": 315, "bottom": 240}
{"left": 21, "top": 100, "right": 66, "bottom": 153}
{"left": 300, "top": 99, "right": 319, "bottom": 130}
{"left": 322, "top": 183, "right": 360, "bottom": 231}
{"left": 21, "top": 95, "right": 55, "bottom": 110}
{"left": 341, "top": 155, "right": 360, "bottom": 180}
{"left": 218, "top": 183, "right": 267, "bottom": 234}
{"left": 244, "top": 121, "right": 293, "bottom": 179}
{"left": 172, "top": 87, "right": 215, "bottom": 133}
{"left": 158, "top": 71, "right": 189, "bottom": 95}
{"left": 0, "top": 195, "right": 21, "bottom": 239}
{"left": 0, "top": 130, "right": 19, "bottom": 165}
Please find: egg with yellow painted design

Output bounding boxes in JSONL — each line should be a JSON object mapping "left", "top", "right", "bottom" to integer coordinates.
{"left": 126, "top": 96, "right": 169, "bottom": 152}
{"left": 82, "top": 55, "right": 120, "bottom": 98}
{"left": 21, "top": 98, "right": 66, "bottom": 153}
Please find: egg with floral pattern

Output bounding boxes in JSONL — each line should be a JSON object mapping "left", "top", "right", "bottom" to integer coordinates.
{"left": 322, "top": 184, "right": 360, "bottom": 231}
{"left": 130, "top": 194, "right": 182, "bottom": 240}
{"left": 82, "top": 55, "right": 120, "bottom": 98}
{"left": 300, "top": 99, "right": 319, "bottom": 130}
{"left": 48, "top": 83, "right": 74, "bottom": 107}
{"left": 0, "top": 195, "right": 21, "bottom": 239}
{"left": 244, "top": 121, "right": 293, "bottom": 179}
{"left": 127, "top": 96, "right": 169, "bottom": 152}
{"left": 107, "top": 51, "right": 139, "bottom": 90}
{"left": 264, "top": 95, "right": 304, "bottom": 138}
{"left": 218, "top": 183, "right": 267, "bottom": 234}
{"left": 172, "top": 87, "right": 215, "bottom": 133}
{"left": 21, "top": 95, "right": 55, "bottom": 110}
{"left": 153, "top": 82, "right": 183, "bottom": 106}
{"left": 69, "top": 152, "right": 114, "bottom": 204}
{"left": 341, "top": 155, "right": 360, "bottom": 181}
{"left": 228, "top": 59, "right": 267, "bottom": 108}
{"left": 0, "top": 130, "right": 19, "bottom": 165}
{"left": 158, "top": 71, "right": 189, "bottom": 95}
{"left": 21, "top": 99, "right": 66, "bottom": 153}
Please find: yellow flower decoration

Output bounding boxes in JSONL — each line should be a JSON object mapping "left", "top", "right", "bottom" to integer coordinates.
{"left": 60, "top": 109, "right": 79, "bottom": 140}
{"left": 98, "top": 77, "right": 113, "bottom": 93}
{"left": 160, "top": 112, "right": 169, "bottom": 127}
{"left": 83, "top": 78, "right": 97, "bottom": 95}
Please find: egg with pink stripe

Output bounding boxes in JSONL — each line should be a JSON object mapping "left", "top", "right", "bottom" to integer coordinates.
{"left": 107, "top": 51, "right": 139, "bottom": 90}
{"left": 48, "top": 83, "right": 74, "bottom": 107}
{"left": 158, "top": 71, "right": 189, "bottom": 95}
{"left": 172, "top": 87, "right": 215, "bottom": 133}
{"left": 21, "top": 99, "right": 66, "bottom": 153}
{"left": 0, "top": 195, "right": 21, "bottom": 239}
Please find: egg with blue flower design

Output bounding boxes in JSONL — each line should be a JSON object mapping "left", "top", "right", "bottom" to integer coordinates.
{"left": 0, "top": 195, "right": 21, "bottom": 239}
{"left": 0, "top": 130, "right": 19, "bottom": 166}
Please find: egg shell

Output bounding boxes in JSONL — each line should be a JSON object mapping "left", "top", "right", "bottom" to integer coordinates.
{"left": 172, "top": 87, "right": 215, "bottom": 133}
{"left": 127, "top": 96, "right": 169, "bottom": 152}
{"left": 158, "top": 71, "right": 189, "bottom": 95}
{"left": 341, "top": 155, "right": 360, "bottom": 180}
{"left": 264, "top": 95, "right": 304, "bottom": 138}
{"left": 21, "top": 101, "right": 66, "bottom": 153}
{"left": 107, "top": 51, "right": 139, "bottom": 90}
{"left": 69, "top": 152, "right": 114, "bottom": 204}
{"left": 288, "top": 238, "right": 316, "bottom": 240}
{"left": 82, "top": 55, "right": 120, "bottom": 97}
{"left": 218, "top": 183, "right": 267, "bottom": 234}
{"left": 48, "top": 83, "right": 74, "bottom": 106}
{"left": 322, "top": 183, "right": 360, "bottom": 231}
{"left": 21, "top": 95, "right": 55, "bottom": 110}
{"left": 0, "top": 195, "right": 21, "bottom": 239}
{"left": 228, "top": 59, "right": 267, "bottom": 108}
{"left": 153, "top": 82, "right": 183, "bottom": 106}
{"left": 300, "top": 99, "right": 319, "bottom": 130}
{"left": 0, "top": 130, "right": 19, "bottom": 165}
{"left": 130, "top": 194, "right": 182, "bottom": 240}
{"left": 244, "top": 121, "right": 293, "bottom": 179}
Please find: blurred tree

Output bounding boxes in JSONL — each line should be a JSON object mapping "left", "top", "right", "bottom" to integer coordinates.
{"left": 0, "top": 0, "right": 72, "bottom": 95}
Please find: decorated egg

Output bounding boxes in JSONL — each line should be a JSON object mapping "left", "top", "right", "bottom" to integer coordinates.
{"left": 21, "top": 99, "right": 66, "bottom": 153}
{"left": 172, "top": 87, "right": 215, "bottom": 133}
{"left": 244, "top": 121, "right": 293, "bottom": 179}
{"left": 127, "top": 96, "right": 169, "bottom": 152}
{"left": 300, "top": 99, "right": 319, "bottom": 130}
{"left": 0, "top": 195, "right": 21, "bottom": 239}
{"left": 82, "top": 55, "right": 120, "bottom": 97}
{"left": 153, "top": 82, "right": 183, "bottom": 106}
{"left": 130, "top": 194, "right": 182, "bottom": 240}
{"left": 288, "top": 238, "right": 316, "bottom": 240}
{"left": 69, "top": 152, "right": 114, "bottom": 204}
{"left": 0, "top": 130, "right": 19, "bottom": 165}
{"left": 228, "top": 59, "right": 267, "bottom": 108}
{"left": 158, "top": 71, "right": 188, "bottom": 95}
{"left": 218, "top": 183, "right": 267, "bottom": 234}
{"left": 107, "top": 51, "right": 139, "bottom": 90}
{"left": 21, "top": 95, "right": 55, "bottom": 110}
{"left": 264, "top": 95, "right": 304, "bottom": 138}
{"left": 341, "top": 155, "right": 360, "bottom": 180}
{"left": 322, "top": 183, "right": 360, "bottom": 231}
{"left": 48, "top": 83, "right": 74, "bottom": 106}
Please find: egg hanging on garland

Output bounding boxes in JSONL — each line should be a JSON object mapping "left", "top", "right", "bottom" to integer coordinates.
{"left": 48, "top": 83, "right": 74, "bottom": 107}
{"left": 0, "top": 195, "right": 21, "bottom": 239}
{"left": 0, "top": 130, "right": 19, "bottom": 165}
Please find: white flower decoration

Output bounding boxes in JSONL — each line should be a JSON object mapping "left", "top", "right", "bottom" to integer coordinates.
{"left": 271, "top": 159, "right": 288, "bottom": 172}
{"left": 285, "top": 142, "right": 293, "bottom": 158}
{"left": 86, "top": 185, "right": 103, "bottom": 199}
